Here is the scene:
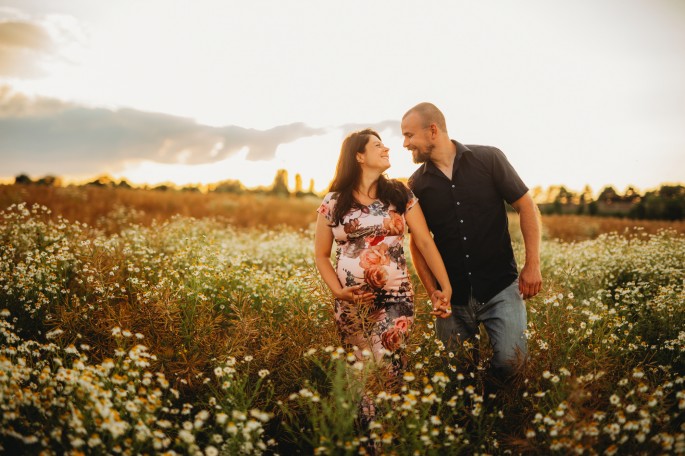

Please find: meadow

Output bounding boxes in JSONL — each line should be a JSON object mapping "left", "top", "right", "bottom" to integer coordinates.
{"left": 1, "top": 185, "right": 683, "bottom": 455}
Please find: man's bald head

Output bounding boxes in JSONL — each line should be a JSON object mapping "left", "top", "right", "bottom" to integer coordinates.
{"left": 402, "top": 102, "right": 447, "bottom": 133}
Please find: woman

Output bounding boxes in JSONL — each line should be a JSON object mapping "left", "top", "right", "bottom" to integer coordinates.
{"left": 314, "top": 129, "right": 452, "bottom": 406}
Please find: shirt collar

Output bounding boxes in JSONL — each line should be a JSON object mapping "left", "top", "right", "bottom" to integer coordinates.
{"left": 420, "top": 140, "right": 471, "bottom": 176}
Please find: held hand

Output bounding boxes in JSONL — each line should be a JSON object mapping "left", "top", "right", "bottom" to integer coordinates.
{"left": 429, "top": 289, "right": 452, "bottom": 319}
{"left": 336, "top": 285, "right": 375, "bottom": 305}
{"left": 519, "top": 263, "right": 542, "bottom": 299}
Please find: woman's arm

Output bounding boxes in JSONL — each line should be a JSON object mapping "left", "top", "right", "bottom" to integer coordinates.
{"left": 405, "top": 203, "right": 453, "bottom": 314}
{"left": 314, "top": 213, "right": 374, "bottom": 304}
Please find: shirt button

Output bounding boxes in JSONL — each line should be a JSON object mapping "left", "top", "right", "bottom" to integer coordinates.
{"left": 468, "top": 272, "right": 472, "bottom": 276}
{"left": 466, "top": 254, "right": 469, "bottom": 258}
{"left": 451, "top": 185, "right": 455, "bottom": 188}
{"left": 463, "top": 236, "right": 467, "bottom": 240}
{"left": 456, "top": 201, "right": 460, "bottom": 205}
{"left": 460, "top": 219, "right": 464, "bottom": 223}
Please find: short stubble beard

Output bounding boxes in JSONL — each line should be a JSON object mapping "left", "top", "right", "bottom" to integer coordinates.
{"left": 411, "top": 145, "right": 433, "bottom": 164}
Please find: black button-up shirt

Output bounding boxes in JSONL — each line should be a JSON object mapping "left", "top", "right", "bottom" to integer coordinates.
{"left": 409, "top": 141, "right": 529, "bottom": 306}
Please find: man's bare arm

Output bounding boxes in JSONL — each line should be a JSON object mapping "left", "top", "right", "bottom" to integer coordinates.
{"left": 511, "top": 192, "right": 542, "bottom": 299}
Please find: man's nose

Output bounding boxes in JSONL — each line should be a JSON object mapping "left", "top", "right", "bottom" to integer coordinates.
{"left": 402, "top": 138, "right": 409, "bottom": 148}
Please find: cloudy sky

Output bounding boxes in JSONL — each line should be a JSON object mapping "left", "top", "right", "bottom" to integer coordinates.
{"left": 1, "top": 0, "right": 684, "bottom": 193}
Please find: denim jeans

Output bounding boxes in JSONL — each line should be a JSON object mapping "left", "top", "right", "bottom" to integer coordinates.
{"left": 436, "top": 279, "right": 528, "bottom": 379}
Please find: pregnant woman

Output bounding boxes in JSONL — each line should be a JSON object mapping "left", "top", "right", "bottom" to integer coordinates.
{"left": 314, "top": 128, "right": 452, "bottom": 424}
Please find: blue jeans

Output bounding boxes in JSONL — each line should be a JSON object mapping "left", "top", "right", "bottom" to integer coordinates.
{"left": 436, "top": 279, "right": 528, "bottom": 379}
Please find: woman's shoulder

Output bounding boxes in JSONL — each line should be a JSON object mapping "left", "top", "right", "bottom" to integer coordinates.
{"left": 317, "top": 192, "right": 339, "bottom": 221}
{"left": 321, "top": 191, "right": 339, "bottom": 203}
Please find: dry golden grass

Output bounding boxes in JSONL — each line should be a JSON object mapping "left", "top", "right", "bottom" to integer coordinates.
{"left": 3, "top": 184, "right": 684, "bottom": 241}
{"left": 540, "top": 213, "right": 685, "bottom": 242}
{"left": 0, "top": 184, "right": 321, "bottom": 232}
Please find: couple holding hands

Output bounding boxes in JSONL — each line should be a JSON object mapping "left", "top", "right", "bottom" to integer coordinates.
{"left": 314, "top": 102, "right": 542, "bottom": 420}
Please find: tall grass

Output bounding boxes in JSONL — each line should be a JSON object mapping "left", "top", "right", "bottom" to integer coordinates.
{"left": 3, "top": 184, "right": 683, "bottom": 239}
{"left": 0, "top": 185, "right": 321, "bottom": 232}
{"left": 1, "top": 190, "right": 684, "bottom": 454}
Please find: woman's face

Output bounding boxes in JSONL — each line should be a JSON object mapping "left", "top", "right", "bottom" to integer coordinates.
{"left": 357, "top": 135, "right": 390, "bottom": 173}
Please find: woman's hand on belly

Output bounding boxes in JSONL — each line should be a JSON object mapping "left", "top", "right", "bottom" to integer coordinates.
{"left": 335, "top": 284, "right": 375, "bottom": 305}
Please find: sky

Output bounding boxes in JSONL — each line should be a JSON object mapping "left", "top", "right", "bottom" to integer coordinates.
{"left": 0, "top": 0, "right": 684, "bottom": 194}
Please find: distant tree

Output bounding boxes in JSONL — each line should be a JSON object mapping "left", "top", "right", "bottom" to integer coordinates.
{"left": 36, "top": 175, "right": 62, "bottom": 187}
{"left": 87, "top": 175, "right": 115, "bottom": 187}
{"left": 308, "top": 178, "right": 317, "bottom": 195}
{"left": 544, "top": 186, "right": 561, "bottom": 205}
{"left": 598, "top": 185, "right": 620, "bottom": 205}
{"left": 116, "top": 179, "right": 132, "bottom": 189}
{"left": 623, "top": 186, "right": 642, "bottom": 203}
{"left": 14, "top": 174, "right": 33, "bottom": 185}
{"left": 577, "top": 185, "right": 594, "bottom": 215}
{"left": 181, "top": 185, "right": 201, "bottom": 193}
{"left": 271, "top": 169, "right": 290, "bottom": 196}
{"left": 588, "top": 200, "right": 598, "bottom": 216}
{"left": 294, "top": 174, "right": 303, "bottom": 194}
{"left": 629, "top": 185, "right": 685, "bottom": 220}
{"left": 213, "top": 179, "right": 245, "bottom": 194}
{"left": 556, "top": 186, "right": 574, "bottom": 205}
{"left": 152, "top": 184, "right": 171, "bottom": 192}
{"left": 580, "top": 185, "right": 594, "bottom": 204}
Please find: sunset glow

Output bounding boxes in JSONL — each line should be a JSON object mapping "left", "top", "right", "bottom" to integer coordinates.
{"left": 1, "top": 1, "right": 684, "bottom": 193}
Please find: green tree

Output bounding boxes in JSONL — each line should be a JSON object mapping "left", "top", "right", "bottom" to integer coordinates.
{"left": 14, "top": 174, "right": 33, "bottom": 185}
{"left": 271, "top": 169, "right": 290, "bottom": 196}
{"left": 213, "top": 180, "right": 245, "bottom": 194}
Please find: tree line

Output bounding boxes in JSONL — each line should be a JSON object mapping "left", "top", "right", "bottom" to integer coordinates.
{"left": 11, "top": 173, "right": 685, "bottom": 220}
{"left": 534, "top": 184, "right": 685, "bottom": 221}
{"left": 12, "top": 169, "right": 318, "bottom": 198}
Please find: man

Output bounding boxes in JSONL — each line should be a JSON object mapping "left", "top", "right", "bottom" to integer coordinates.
{"left": 402, "top": 102, "right": 542, "bottom": 392}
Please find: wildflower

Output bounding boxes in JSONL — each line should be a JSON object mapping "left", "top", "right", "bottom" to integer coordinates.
{"left": 178, "top": 429, "right": 195, "bottom": 444}
{"left": 258, "top": 369, "right": 270, "bottom": 378}
{"left": 232, "top": 410, "right": 247, "bottom": 421}
{"left": 244, "top": 355, "right": 253, "bottom": 362}
{"left": 250, "top": 409, "right": 271, "bottom": 422}
{"left": 403, "top": 372, "right": 415, "bottom": 382}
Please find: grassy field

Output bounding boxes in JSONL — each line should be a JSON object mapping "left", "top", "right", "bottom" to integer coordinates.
{"left": 1, "top": 185, "right": 683, "bottom": 455}
{"left": 2, "top": 184, "right": 684, "bottom": 240}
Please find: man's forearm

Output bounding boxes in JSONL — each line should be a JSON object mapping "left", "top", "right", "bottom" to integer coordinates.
{"left": 519, "top": 198, "right": 541, "bottom": 264}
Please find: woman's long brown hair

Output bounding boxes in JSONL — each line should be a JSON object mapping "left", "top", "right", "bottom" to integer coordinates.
{"left": 329, "top": 129, "right": 409, "bottom": 226}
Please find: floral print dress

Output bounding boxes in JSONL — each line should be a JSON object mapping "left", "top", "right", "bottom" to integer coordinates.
{"left": 317, "top": 191, "right": 418, "bottom": 370}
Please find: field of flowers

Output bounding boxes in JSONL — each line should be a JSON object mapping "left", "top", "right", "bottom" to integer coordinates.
{"left": 1, "top": 198, "right": 683, "bottom": 455}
